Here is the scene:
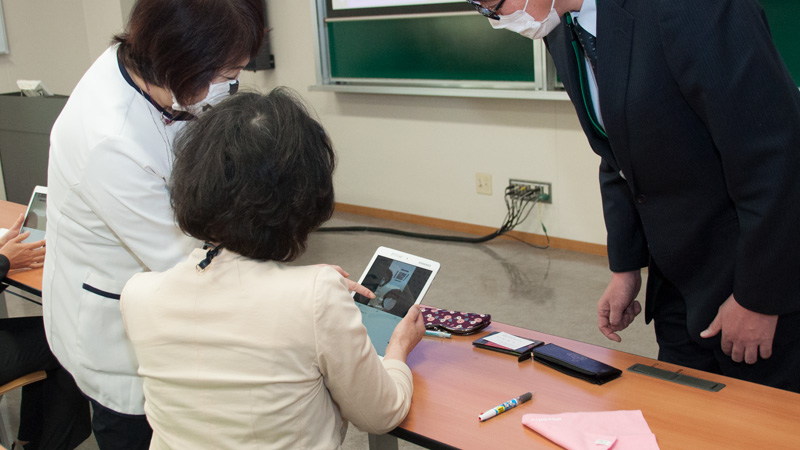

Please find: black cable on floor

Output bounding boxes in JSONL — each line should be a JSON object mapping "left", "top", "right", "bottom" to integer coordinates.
{"left": 316, "top": 225, "right": 503, "bottom": 243}
{"left": 317, "top": 185, "right": 549, "bottom": 247}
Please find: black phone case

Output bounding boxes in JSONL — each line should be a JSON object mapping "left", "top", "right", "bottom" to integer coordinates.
{"left": 472, "top": 332, "right": 544, "bottom": 362}
{"left": 532, "top": 343, "right": 622, "bottom": 385}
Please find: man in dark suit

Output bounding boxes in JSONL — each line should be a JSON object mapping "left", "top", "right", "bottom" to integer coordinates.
{"left": 467, "top": 0, "right": 800, "bottom": 392}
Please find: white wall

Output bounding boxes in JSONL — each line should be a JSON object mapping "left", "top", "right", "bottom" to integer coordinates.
{"left": 0, "top": 0, "right": 124, "bottom": 201}
{"left": 0, "top": 0, "right": 608, "bottom": 247}
{"left": 0, "top": 0, "right": 123, "bottom": 95}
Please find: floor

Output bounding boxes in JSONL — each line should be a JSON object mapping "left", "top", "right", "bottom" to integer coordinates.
{"left": 1, "top": 211, "right": 657, "bottom": 450}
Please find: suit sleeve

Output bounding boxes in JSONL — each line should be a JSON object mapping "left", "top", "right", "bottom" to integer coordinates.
{"left": 599, "top": 159, "right": 650, "bottom": 273}
{"left": 0, "top": 254, "right": 9, "bottom": 280}
{"left": 546, "top": 27, "right": 649, "bottom": 274}
{"left": 658, "top": 0, "right": 800, "bottom": 314}
{"left": 313, "top": 267, "right": 413, "bottom": 434}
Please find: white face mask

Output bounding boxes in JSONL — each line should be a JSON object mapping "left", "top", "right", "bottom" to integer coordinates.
{"left": 490, "top": 0, "right": 560, "bottom": 40}
{"left": 172, "top": 79, "right": 239, "bottom": 117}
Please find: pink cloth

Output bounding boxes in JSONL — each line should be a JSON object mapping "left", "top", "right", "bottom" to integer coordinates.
{"left": 522, "top": 410, "right": 659, "bottom": 450}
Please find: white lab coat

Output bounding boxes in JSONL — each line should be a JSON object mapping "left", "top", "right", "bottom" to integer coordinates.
{"left": 43, "top": 46, "right": 200, "bottom": 415}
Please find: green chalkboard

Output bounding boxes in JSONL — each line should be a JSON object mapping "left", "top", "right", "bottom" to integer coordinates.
{"left": 760, "top": 0, "right": 800, "bottom": 85}
{"left": 322, "top": 2, "right": 798, "bottom": 87}
{"left": 327, "top": 14, "right": 535, "bottom": 82}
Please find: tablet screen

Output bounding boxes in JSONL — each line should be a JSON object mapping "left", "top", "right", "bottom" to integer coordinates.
{"left": 353, "top": 250, "right": 438, "bottom": 357}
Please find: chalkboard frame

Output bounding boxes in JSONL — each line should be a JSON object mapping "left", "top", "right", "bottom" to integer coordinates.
{"left": 312, "top": 0, "right": 557, "bottom": 97}
{"left": 0, "top": 0, "right": 9, "bottom": 54}
{"left": 325, "top": 0, "right": 472, "bottom": 19}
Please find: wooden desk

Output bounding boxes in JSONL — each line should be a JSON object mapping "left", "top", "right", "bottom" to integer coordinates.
{"left": 0, "top": 200, "right": 43, "bottom": 296}
{"left": 1, "top": 200, "right": 796, "bottom": 448}
{"left": 394, "top": 322, "right": 800, "bottom": 449}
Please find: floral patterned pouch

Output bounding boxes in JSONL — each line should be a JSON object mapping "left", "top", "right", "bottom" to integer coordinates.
{"left": 419, "top": 306, "right": 491, "bottom": 335}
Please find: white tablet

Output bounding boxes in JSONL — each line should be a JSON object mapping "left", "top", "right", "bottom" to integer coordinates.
{"left": 353, "top": 246, "right": 440, "bottom": 358}
{"left": 20, "top": 185, "right": 47, "bottom": 244}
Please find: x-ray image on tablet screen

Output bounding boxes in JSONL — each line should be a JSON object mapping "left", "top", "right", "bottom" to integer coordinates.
{"left": 353, "top": 247, "right": 440, "bottom": 357}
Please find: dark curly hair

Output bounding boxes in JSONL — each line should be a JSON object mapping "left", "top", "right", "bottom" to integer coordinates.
{"left": 169, "top": 89, "right": 336, "bottom": 262}
{"left": 113, "top": 0, "right": 265, "bottom": 105}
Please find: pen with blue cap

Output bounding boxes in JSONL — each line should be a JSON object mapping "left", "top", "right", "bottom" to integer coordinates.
{"left": 424, "top": 330, "right": 451, "bottom": 339}
{"left": 478, "top": 391, "right": 534, "bottom": 422}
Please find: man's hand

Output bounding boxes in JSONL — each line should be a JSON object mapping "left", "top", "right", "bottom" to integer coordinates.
{"left": 597, "top": 270, "right": 642, "bottom": 342}
{"left": 700, "top": 294, "right": 778, "bottom": 364}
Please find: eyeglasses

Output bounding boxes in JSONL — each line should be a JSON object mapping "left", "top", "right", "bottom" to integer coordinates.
{"left": 465, "top": 0, "right": 506, "bottom": 20}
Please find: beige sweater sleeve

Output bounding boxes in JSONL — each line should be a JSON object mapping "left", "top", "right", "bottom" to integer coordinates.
{"left": 312, "top": 267, "right": 414, "bottom": 434}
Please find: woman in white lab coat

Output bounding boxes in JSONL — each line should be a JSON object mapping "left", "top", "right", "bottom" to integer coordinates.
{"left": 43, "top": 1, "right": 265, "bottom": 448}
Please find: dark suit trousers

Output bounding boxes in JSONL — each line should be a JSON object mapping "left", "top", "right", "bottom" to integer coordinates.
{"left": 648, "top": 263, "right": 800, "bottom": 393}
{"left": 0, "top": 316, "right": 91, "bottom": 449}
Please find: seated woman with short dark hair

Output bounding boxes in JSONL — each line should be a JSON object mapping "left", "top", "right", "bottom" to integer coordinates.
{"left": 120, "top": 89, "right": 425, "bottom": 449}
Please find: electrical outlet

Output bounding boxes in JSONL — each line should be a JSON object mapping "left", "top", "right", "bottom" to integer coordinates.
{"left": 508, "top": 179, "right": 552, "bottom": 203}
{"left": 476, "top": 173, "right": 492, "bottom": 195}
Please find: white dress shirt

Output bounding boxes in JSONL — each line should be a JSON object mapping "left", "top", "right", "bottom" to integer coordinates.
{"left": 572, "top": 0, "right": 604, "bottom": 129}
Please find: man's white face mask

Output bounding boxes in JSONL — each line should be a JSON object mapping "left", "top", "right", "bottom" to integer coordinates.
{"left": 490, "top": 0, "right": 560, "bottom": 40}
{"left": 172, "top": 79, "right": 239, "bottom": 117}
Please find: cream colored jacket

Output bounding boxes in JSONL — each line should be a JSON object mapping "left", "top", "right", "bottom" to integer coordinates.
{"left": 120, "top": 249, "right": 414, "bottom": 450}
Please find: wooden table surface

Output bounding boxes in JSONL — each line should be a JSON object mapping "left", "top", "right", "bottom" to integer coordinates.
{"left": 398, "top": 321, "right": 800, "bottom": 449}
{"left": 2, "top": 200, "right": 798, "bottom": 449}
{"left": 0, "top": 200, "right": 43, "bottom": 295}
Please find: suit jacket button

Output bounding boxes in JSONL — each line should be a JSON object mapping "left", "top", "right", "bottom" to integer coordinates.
{"left": 635, "top": 194, "right": 647, "bottom": 204}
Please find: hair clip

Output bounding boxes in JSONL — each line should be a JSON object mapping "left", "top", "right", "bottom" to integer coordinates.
{"left": 196, "top": 242, "right": 222, "bottom": 272}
